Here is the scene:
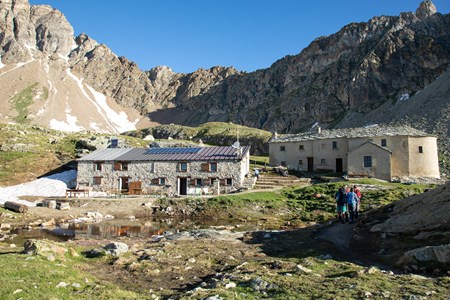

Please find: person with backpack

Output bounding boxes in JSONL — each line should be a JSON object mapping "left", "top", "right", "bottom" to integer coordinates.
{"left": 346, "top": 187, "right": 358, "bottom": 224}
{"left": 353, "top": 185, "right": 362, "bottom": 219}
{"left": 335, "top": 187, "right": 347, "bottom": 224}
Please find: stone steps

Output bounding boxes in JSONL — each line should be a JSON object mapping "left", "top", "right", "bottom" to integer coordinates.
{"left": 253, "top": 175, "right": 310, "bottom": 189}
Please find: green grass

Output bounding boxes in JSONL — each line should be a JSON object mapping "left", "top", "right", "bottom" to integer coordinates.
{"left": 10, "top": 83, "right": 38, "bottom": 124}
{"left": 0, "top": 250, "right": 144, "bottom": 299}
{"left": 0, "top": 124, "right": 148, "bottom": 185}
{"left": 154, "top": 180, "right": 434, "bottom": 228}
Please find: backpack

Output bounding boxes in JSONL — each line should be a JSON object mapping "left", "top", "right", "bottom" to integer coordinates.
{"left": 347, "top": 192, "right": 357, "bottom": 207}
{"left": 336, "top": 190, "right": 347, "bottom": 206}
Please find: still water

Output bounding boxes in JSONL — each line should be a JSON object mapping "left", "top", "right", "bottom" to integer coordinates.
{"left": 8, "top": 218, "right": 253, "bottom": 244}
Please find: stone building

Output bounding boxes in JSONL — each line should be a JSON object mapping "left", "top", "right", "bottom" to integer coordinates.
{"left": 77, "top": 146, "right": 251, "bottom": 196}
{"left": 269, "top": 126, "right": 440, "bottom": 181}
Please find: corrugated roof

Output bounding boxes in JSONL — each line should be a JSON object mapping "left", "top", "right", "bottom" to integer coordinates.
{"left": 78, "top": 146, "right": 250, "bottom": 162}
{"left": 270, "top": 125, "right": 433, "bottom": 143}
{"left": 77, "top": 148, "right": 134, "bottom": 161}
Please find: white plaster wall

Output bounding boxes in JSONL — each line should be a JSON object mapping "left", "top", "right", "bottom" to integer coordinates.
{"left": 407, "top": 136, "right": 440, "bottom": 178}
{"left": 348, "top": 143, "right": 392, "bottom": 181}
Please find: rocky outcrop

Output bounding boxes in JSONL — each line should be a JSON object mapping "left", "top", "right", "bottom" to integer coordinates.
{"left": 0, "top": 0, "right": 449, "bottom": 140}
{"left": 360, "top": 182, "right": 450, "bottom": 273}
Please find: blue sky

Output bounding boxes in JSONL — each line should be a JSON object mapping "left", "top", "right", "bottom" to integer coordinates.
{"left": 29, "top": 0, "right": 450, "bottom": 74}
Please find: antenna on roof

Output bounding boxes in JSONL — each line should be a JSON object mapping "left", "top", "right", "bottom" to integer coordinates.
{"left": 232, "top": 128, "right": 242, "bottom": 156}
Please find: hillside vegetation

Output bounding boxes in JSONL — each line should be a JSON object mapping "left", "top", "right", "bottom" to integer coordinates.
{"left": 0, "top": 124, "right": 147, "bottom": 186}
{"left": 123, "top": 122, "right": 273, "bottom": 155}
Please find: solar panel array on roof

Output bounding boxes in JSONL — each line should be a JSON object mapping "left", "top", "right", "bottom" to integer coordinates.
{"left": 145, "top": 147, "right": 202, "bottom": 155}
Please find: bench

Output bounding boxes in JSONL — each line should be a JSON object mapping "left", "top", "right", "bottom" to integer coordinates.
{"left": 65, "top": 189, "right": 90, "bottom": 198}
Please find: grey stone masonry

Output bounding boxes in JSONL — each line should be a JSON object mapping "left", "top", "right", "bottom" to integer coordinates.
{"left": 77, "top": 146, "right": 250, "bottom": 196}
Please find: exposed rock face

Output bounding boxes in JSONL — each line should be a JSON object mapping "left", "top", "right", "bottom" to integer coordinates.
{"left": 361, "top": 182, "right": 450, "bottom": 273}
{"left": 416, "top": 0, "right": 437, "bottom": 19}
{"left": 0, "top": 0, "right": 449, "bottom": 140}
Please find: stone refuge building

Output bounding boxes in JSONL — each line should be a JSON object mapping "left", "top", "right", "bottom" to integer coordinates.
{"left": 77, "top": 146, "right": 251, "bottom": 196}
{"left": 269, "top": 126, "right": 440, "bottom": 181}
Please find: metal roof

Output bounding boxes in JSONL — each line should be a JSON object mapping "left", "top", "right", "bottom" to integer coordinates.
{"left": 77, "top": 148, "right": 134, "bottom": 161}
{"left": 270, "top": 125, "right": 433, "bottom": 143}
{"left": 78, "top": 146, "right": 250, "bottom": 162}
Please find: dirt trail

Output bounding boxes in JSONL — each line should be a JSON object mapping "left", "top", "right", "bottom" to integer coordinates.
{"left": 316, "top": 223, "right": 354, "bottom": 254}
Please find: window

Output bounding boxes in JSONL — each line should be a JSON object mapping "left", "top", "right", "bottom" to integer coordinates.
{"left": 114, "top": 162, "right": 128, "bottom": 171}
{"left": 321, "top": 143, "right": 326, "bottom": 149}
{"left": 281, "top": 161, "right": 287, "bottom": 166}
{"left": 151, "top": 177, "right": 166, "bottom": 185}
{"left": 363, "top": 156, "right": 372, "bottom": 168}
{"left": 418, "top": 146, "right": 423, "bottom": 153}
{"left": 298, "top": 159, "right": 303, "bottom": 165}
{"left": 178, "top": 162, "right": 188, "bottom": 172}
{"left": 195, "top": 179, "right": 202, "bottom": 186}
{"left": 201, "top": 162, "right": 217, "bottom": 172}
{"left": 299, "top": 145, "right": 304, "bottom": 150}
{"left": 280, "top": 146, "right": 286, "bottom": 151}
{"left": 94, "top": 162, "right": 103, "bottom": 171}
{"left": 332, "top": 141, "right": 337, "bottom": 149}
{"left": 381, "top": 139, "right": 387, "bottom": 147}
{"left": 93, "top": 176, "right": 102, "bottom": 185}
{"left": 226, "top": 178, "right": 233, "bottom": 186}
{"left": 320, "top": 159, "right": 326, "bottom": 165}
{"left": 210, "top": 178, "right": 217, "bottom": 185}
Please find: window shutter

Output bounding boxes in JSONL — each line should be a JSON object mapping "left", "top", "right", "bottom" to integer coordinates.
{"left": 219, "top": 179, "right": 226, "bottom": 186}
{"left": 114, "top": 162, "right": 121, "bottom": 171}
{"left": 190, "top": 179, "right": 196, "bottom": 185}
{"left": 151, "top": 178, "right": 159, "bottom": 185}
{"left": 201, "top": 163, "right": 209, "bottom": 172}
{"left": 203, "top": 179, "right": 211, "bottom": 186}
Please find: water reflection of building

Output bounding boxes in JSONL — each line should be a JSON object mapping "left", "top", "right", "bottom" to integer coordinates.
{"left": 68, "top": 221, "right": 169, "bottom": 239}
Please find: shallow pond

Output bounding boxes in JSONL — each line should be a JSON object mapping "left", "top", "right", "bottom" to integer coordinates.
{"left": 7, "top": 217, "right": 260, "bottom": 245}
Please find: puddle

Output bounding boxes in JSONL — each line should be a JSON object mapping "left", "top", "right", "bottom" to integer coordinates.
{"left": 5, "top": 218, "right": 262, "bottom": 244}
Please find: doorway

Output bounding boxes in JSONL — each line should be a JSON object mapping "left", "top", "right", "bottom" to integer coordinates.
{"left": 120, "top": 177, "right": 129, "bottom": 193}
{"left": 307, "top": 157, "right": 314, "bottom": 172}
{"left": 178, "top": 177, "right": 188, "bottom": 195}
{"left": 336, "top": 158, "right": 343, "bottom": 173}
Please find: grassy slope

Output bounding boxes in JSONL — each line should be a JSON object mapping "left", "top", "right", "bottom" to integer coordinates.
{"left": 0, "top": 249, "right": 143, "bottom": 299}
{"left": 0, "top": 124, "right": 147, "bottom": 186}
{"left": 123, "top": 122, "right": 273, "bottom": 154}
{"left": 0, "top": 181, "right": 446, "bottom": 299}
{"left": 156, "top": 179, "right": 433, "bottom": 227}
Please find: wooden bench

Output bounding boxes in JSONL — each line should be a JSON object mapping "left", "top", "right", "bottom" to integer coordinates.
{"left": 65, "top": 189, "right": 90, "bottom": 198}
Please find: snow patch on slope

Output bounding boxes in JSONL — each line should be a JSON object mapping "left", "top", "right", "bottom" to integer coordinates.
{"left": 0, "top": 55, "right": 5, "bottom": 69}
{"left": 0, "top": 170, "right": 77, "bottom": 207}
{"left": 85, "top": 85, "right": 137, "bottom": 133}
{"left": 65, "top": 68, "right": 137, "bottom": 133}
{"left": 50, "top": 113, "right": 85, "bottom": 132}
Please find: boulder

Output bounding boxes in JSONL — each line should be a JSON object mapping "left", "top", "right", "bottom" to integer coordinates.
{"left": 104, "top": 242, "right": 129, "bottom": 257}
{"left": 397, "top": 244, "right": 450, "bottom": 272}
{"left": 23, "top": 239, "right": 68, "bottom": 258}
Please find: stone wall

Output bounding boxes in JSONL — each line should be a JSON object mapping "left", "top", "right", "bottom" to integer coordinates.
{"left": 77, "top": 156, "right": 249, "bottom": 196}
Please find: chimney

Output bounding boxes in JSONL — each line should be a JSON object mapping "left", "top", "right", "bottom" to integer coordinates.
{"left": 316, "top": 126, "right": 322, "bottom": 134}
{"left": 273, "top": 132, "right": 278, "bottom": 139}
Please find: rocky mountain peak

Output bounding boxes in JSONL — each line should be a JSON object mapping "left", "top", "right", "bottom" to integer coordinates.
{"left": 416, "top": 0, "right": 437, "bottom": 19}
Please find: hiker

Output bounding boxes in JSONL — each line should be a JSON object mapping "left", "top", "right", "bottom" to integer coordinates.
{"left": 254, "top": 168, "right": 260, "bottom": 180}
{"left": 346, "top": 187, "right": 358, "bottom": 224}
{"left": 335, "top": 187, "right": 347, "bottom": 223}
{"left": 353, "top": 185, "right": 362, "bottom": 219}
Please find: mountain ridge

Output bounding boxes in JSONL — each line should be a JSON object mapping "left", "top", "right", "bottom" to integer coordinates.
{"left": 0, "top": 0, "right": 449, "bottom": 139}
